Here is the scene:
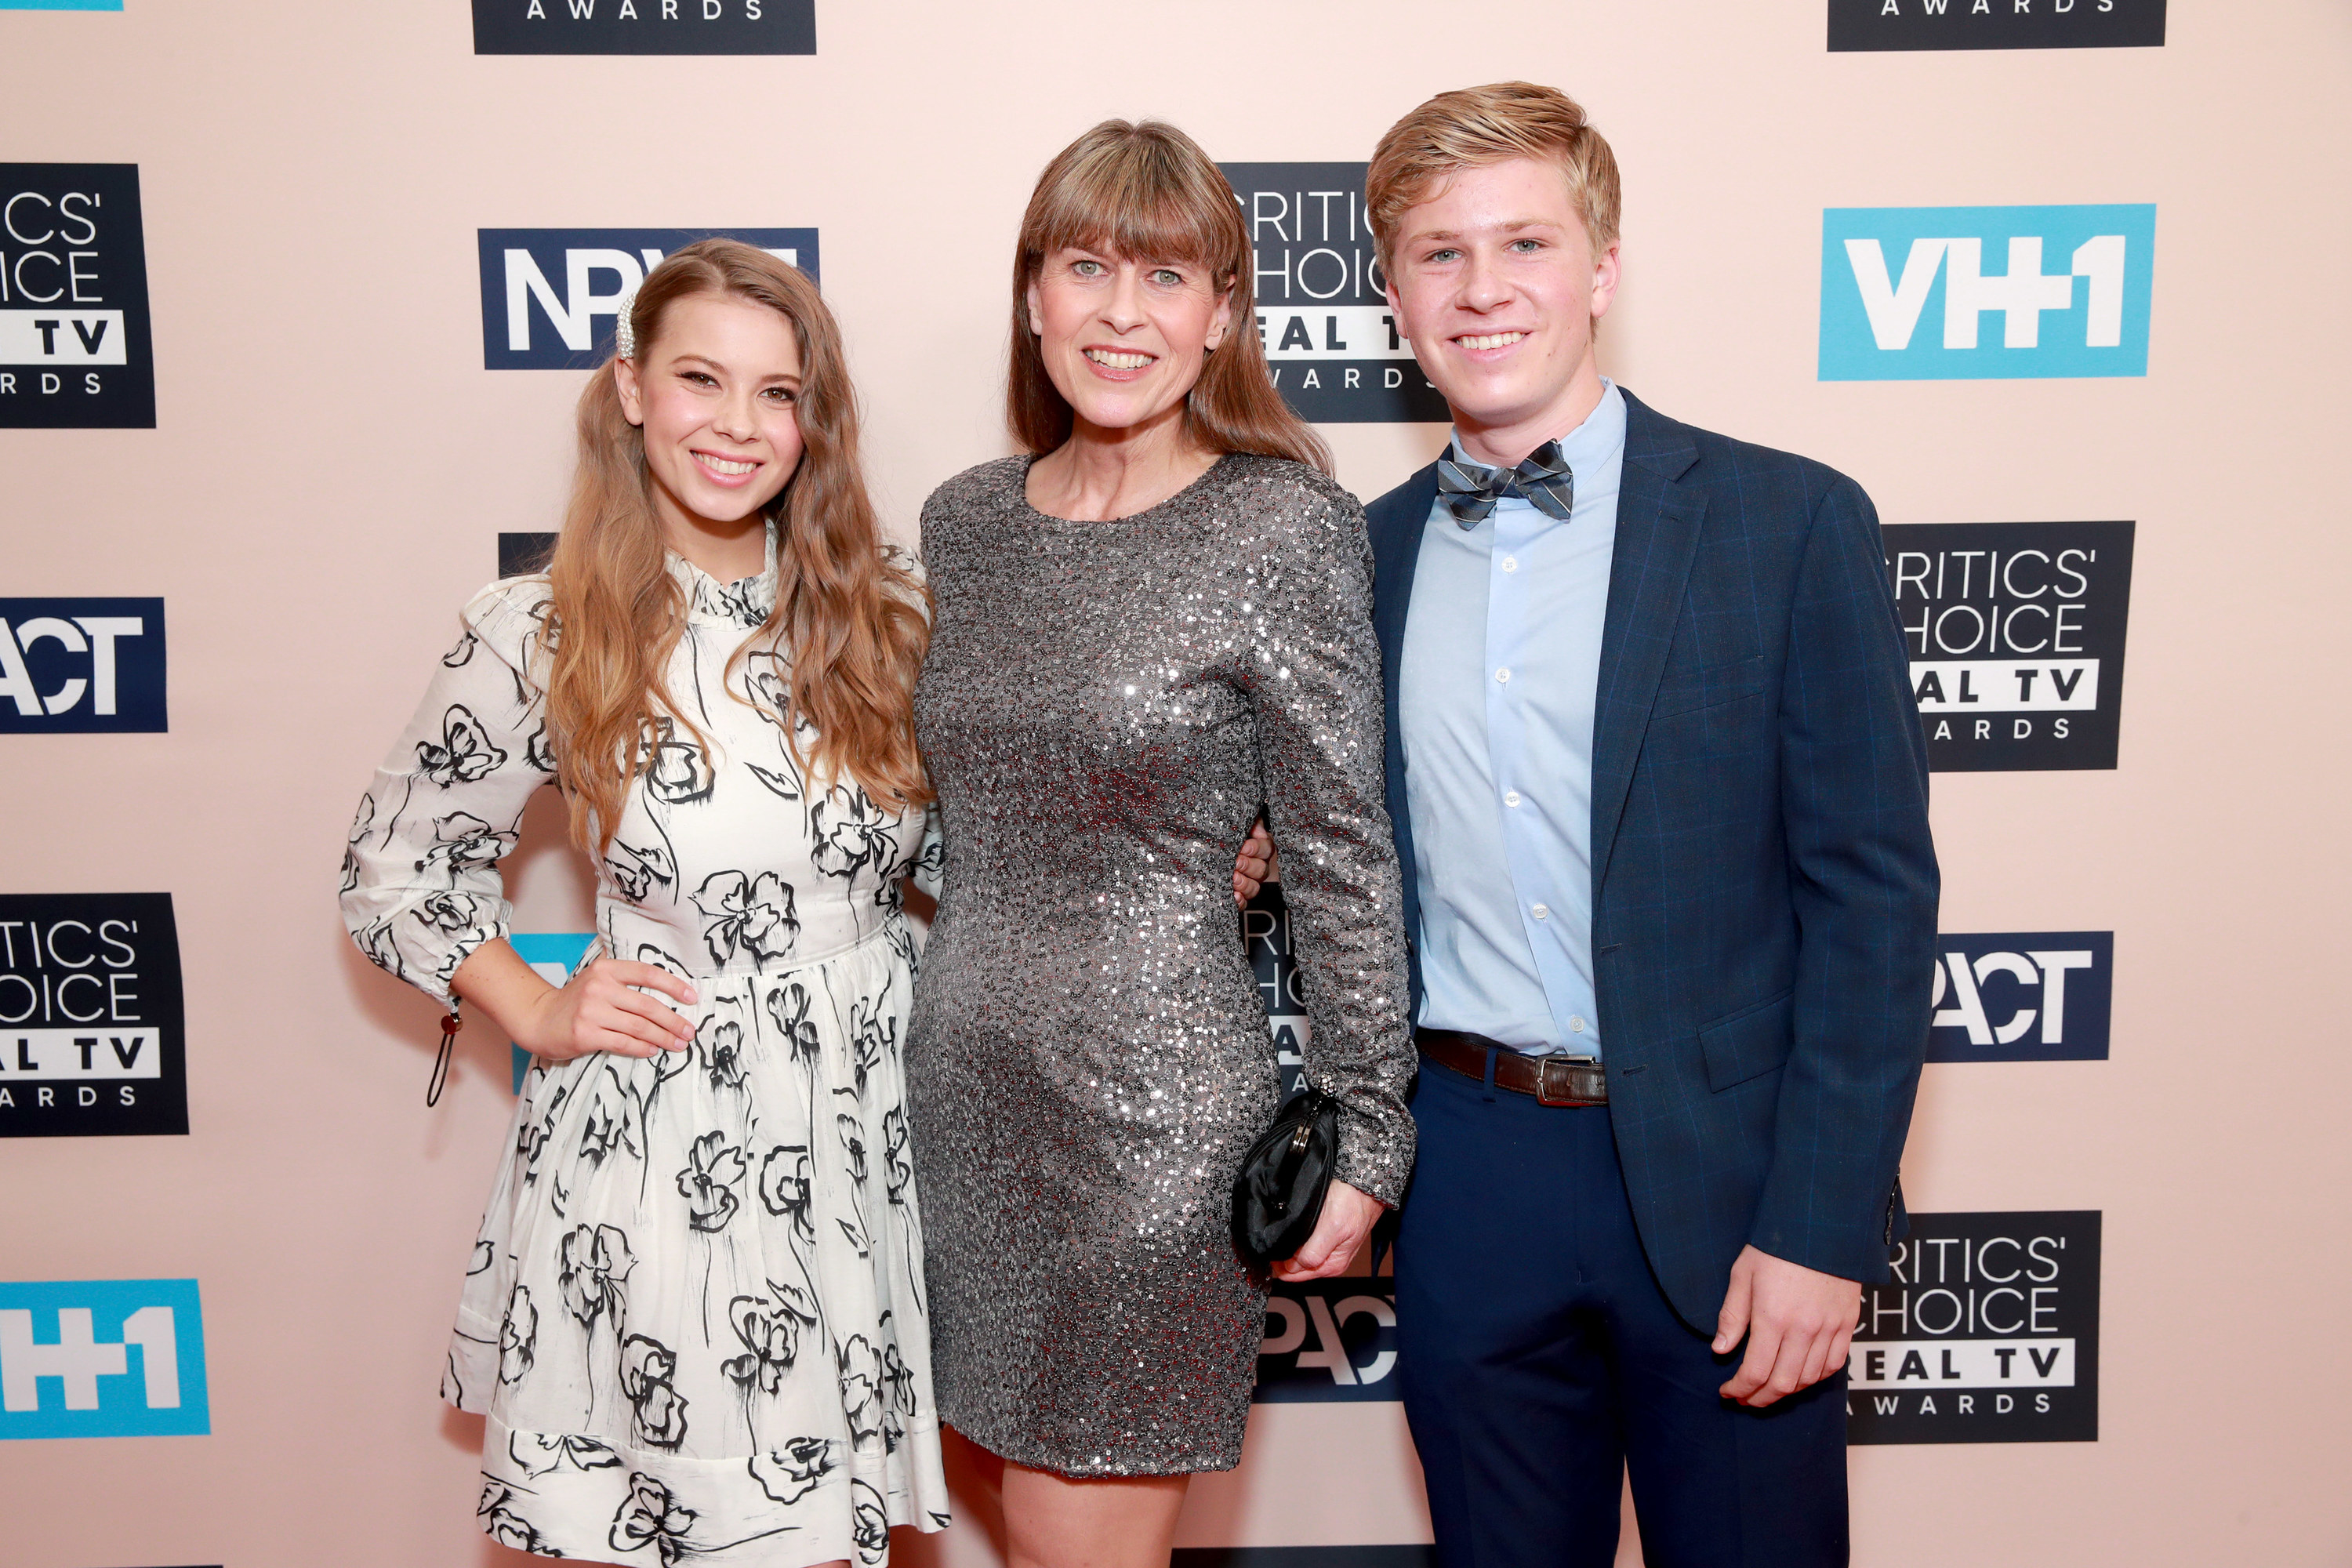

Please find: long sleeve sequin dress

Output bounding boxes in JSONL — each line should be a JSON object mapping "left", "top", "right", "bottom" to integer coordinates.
{"left": 906, "top": 453, "right": 1415, "bottom": 1476}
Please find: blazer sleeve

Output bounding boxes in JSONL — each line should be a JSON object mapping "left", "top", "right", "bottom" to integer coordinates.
{"left": 339, "top": 580, "right": 559, "bottom": 1004}
{"left": 1240, "top": 474, "right": 1418, "bottom": 1206}
{"left": 1751, "top": 474, "right": 1940, "bottom": 1282}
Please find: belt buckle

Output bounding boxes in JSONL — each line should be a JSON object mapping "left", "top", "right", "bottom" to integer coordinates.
{"left": 1536, "top": 1054, "right": 1600, "bottom": 1107}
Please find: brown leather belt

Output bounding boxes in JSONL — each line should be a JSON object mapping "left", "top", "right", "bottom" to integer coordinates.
{"left": 1417, "top": 1027, "right": 1609, "bottom": 1106}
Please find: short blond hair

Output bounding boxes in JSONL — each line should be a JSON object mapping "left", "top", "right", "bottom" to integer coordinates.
{"left": 1366, "top": 82, "right": 1621, "bottom": 271}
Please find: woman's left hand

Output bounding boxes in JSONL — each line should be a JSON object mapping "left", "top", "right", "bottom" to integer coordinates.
{"left": 1272, "top": 1179, "right": 1383, "bottom": 1281}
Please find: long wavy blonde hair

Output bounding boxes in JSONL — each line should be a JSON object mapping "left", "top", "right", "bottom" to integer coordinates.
{"left": 542, "top": 238, "right": 931, "bottom": 856}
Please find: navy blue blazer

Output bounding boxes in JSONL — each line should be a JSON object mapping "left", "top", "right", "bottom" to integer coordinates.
{"left": 1368, "top": 390, "right": 1939, "bottom": 1328}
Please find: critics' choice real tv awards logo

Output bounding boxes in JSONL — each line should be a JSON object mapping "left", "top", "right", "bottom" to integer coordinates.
{"left": 0, "top": 895, "right": 187, "bottom": 1137}
{"left": 0, "top": 1279, "right": 209, "bottom": 1439}
{"left": 1929, "top": 933, "right": 2111, "bottom": 1062}
{"left": 1849, "top": 1212, "right": 2099, "bottom": 1443}
{"left": 1883, "top": 521, "right": 2134, "bottom": 771}
{"left": 474, "top": 0, "right": 812, "bottom": 54}
{"left": 0, "top": 598, "right": 165, "bottom": 733}
{"left": 1, "top": 165, "right": 154, "bottom": 427}
{"left": 1220, "top": 165, "right": 1446, "bottom": 425}
{"left": 480, "top": 229, "right": 820, "bottom": 371}
{"left": 1831, "top": 0, "right": 2164, "bottom": 51}
{"left": 1820, "top": 205, "right": 2154, "bottom": 380}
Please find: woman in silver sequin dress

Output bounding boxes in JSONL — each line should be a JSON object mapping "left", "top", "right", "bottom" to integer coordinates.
{"left": 905, "top": 122, "right": 1417, "bottom": 1564}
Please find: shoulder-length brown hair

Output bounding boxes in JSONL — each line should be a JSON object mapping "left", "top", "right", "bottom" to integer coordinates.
{"left": 543, "top": 238, "right": 931, "bottom": 857}
{"left": 1008, "top": 120, "right": 1332, "bottom": 474}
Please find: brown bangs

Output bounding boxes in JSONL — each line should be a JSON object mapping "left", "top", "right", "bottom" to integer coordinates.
{"left": 1007, "top": 119, "right": 1332, "bottom": 474}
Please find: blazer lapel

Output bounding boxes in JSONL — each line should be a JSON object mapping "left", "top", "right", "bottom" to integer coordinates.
{"left": 1369, "top": 461, "right": 1439, "bottom": 967}
{"left": 1591, "top": 393, "right": 1707, "bottom": 893}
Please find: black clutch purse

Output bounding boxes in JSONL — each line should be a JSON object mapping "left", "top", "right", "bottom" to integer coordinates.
{"left": 1232, "top": 1087, "right": 1341, "bottom": 1267}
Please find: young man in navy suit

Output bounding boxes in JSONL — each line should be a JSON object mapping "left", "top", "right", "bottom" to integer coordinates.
{"left": 1359, "top": 84, "right": 1939, "bottom": 1566}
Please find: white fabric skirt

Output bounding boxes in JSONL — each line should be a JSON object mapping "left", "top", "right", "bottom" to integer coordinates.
{"left": 445, "top": 920, "right": 947, "bottom": 1566}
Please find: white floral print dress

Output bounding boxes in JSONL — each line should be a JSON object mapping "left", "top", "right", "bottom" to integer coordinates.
{"left": 342, "top": 535, "right": 947, "bottom": 1567}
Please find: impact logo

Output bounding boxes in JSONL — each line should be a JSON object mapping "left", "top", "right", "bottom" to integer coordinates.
{"left": 1, "top": 165, "right": 154, "bottom": 427}
{"left": 1849, "top": 1211, "right": 2098, "bottom": 1443}
{"left": 1, "top": 895, "right": 186, "bottom": 1137}
{"left": 1885, "top": 521, "right": 2134, "bottom": 770}
{"left": 1831, "top": 0, "right": 2164, "bottom": 50}
{"left": 1220, "top": 164, "right": 1445, "bottom": 423}
{"left": 0, "top": 599, "right": 164, "bottom": 733}
{"left": 1820, "top": 205, "right": 2154, "bottom": 379}
{"left": 1257, "top": 1279, "right": 1398, "bottom": 1402}
{"left": 1929, "top": 934, "right": 2111, "bottom": 1062}
{"left": 474, "top": 0, "right": 812, "bottom": 54}
{"left": 0, "top": 1279, "right": 209, "bottom": 1439}
{"left": 479, "top": 228, "right": 819, "bottom": 370}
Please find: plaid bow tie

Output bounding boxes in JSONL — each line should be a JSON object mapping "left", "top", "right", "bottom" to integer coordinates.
{"left": 1436, "top": 439, "right": 1576, "bottom": 527}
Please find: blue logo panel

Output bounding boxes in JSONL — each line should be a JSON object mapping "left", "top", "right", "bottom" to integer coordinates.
{"left": 1, "top": 2, "right": 125, "bottom": 9}
{"left": 0, "top": 598, "right": 165, "bottom": 733}
{"left": 477, "top": 228, "right": 820, "bottom": 370}
{"left": 1929, "top": 933, "right": 2113, "bottom": 1063}
{"left": 1255, "top": 1278, "right": 1398, "bottom": 1402}
{"left": 1820, "top": 205, "right": 2155, "bottom": 380}
{"left": 509, "top": 933, "right": 596, "bottom": 1092}
{"left": 0, "top": 1279, "right": 209, "bottom": 1438}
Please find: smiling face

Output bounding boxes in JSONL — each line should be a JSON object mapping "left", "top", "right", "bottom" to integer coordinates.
{"left": 1025, "top": 246, "right": 1232, "bottom": 441}
{"left": 1384, "top": 156, "right": 1621, "bottom": 463}
{"left": 614, "top": 291, "right": 804, "bottom": 545}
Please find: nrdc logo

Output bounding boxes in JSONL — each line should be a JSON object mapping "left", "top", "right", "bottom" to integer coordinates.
{"left": 1256, "top": 1279, "right": 1398, "bottom": 1402}
{"left": 1820, "top": 204, "right": 2155, "bottom": 379}
{"left": 1929, "top": 933, "right": 2111, "bottom": 1062}
{"left": 477, "top": 228, "right": 819, "bottom": 370}
{"left": 0, "top": 598, "right": 164, "bottom": 733}
{"left": 0, "top": 1279, "right": 209, "bottom": 1439}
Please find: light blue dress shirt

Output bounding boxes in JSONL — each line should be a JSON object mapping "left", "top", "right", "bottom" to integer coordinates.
{"left": 1398, "top": 379, "right": 1626, "bottom": 1057}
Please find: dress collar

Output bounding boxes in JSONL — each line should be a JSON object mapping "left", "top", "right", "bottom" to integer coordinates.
{"left": 666, "top": 521, "right": 779, "bottom": 630}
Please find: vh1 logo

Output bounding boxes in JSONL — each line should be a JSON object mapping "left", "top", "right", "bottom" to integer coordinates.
{"left": 1821, "top": 205, "right": 2154, "bottom": 380}
{"left": 0, "top": 1278, "right": 209, "bottom": 1439}
{"left": 478, "top": 228, "right": 818, "bottom": 370}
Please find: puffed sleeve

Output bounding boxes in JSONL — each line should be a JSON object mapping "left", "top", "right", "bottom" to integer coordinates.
{"left": 340, "top": 579, "right": 560, "bottom": 1004}
{"left": 1238, "top": 468, "right": 1417, "bottom": 1205}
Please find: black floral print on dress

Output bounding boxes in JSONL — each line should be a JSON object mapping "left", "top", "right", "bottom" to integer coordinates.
{"left": 342, "top": 546, "right": 947, "bottom": 1564}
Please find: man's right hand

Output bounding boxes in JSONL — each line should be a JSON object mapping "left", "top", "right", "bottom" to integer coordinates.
{"left": 1233, "top": 821, "right": 1280, "bottom": 906}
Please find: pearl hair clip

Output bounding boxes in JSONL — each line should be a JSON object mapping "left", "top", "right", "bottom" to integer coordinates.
{"left": 615, "top": 291, "right": 639, "bottom": 360}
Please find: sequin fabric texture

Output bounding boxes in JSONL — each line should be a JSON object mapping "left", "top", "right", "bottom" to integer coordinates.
{"left": 906, "top": 453, "right": 1415, "bottom": 1476}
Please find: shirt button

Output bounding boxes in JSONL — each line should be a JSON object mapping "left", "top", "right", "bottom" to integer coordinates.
{"left": 1501, "top": 556, "right": 1519, "bottom": 573}
{"left": 1495, "top": 668, "right": 1512, "bottom": 684}
{"left": 1531, "top": 903, "right": 1549, "bottom": 920}
{"left": 1570, "top": 1016, "right": 1587, "bottom": 1033}
{"left": 1504, "top": 790, "right": 1522, "bottom": 808}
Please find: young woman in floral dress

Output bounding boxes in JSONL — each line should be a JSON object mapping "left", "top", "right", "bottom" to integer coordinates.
{"left": 342, "top": 239, "right": 946, "bottom": 1567}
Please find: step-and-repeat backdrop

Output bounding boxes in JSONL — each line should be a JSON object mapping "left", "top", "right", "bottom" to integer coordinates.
{"left": 5, "top": 2, "right": 2348, "bottom": 1565}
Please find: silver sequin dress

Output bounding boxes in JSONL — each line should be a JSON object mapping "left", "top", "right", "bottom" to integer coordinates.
{"left": 906, "top": 452, "right": 1416, "bottom": 1476}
